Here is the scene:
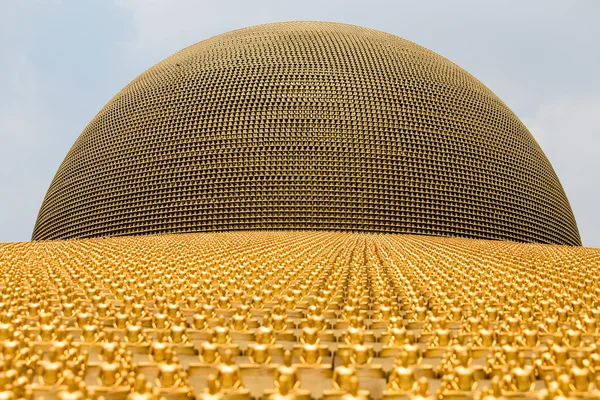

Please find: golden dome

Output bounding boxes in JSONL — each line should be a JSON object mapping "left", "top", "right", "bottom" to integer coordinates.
{"left": 32, "top": 21, "right": 580, "bottom": 245}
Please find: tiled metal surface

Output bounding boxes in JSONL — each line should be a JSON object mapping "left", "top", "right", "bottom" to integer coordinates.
{"left": 32, "top": 22, "right": 580, "bottom": 245}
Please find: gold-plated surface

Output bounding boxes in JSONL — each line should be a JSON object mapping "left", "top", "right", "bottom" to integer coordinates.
{"left": 1, "top": 230, "right": 599, "bottom": 398}
{"left": 32, "top": 22, "right": 580, "bottom": 245}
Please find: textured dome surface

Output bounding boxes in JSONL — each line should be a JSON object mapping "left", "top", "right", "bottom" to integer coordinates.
{"left": 33, "top": 21, "right": 580, "bottom": 245}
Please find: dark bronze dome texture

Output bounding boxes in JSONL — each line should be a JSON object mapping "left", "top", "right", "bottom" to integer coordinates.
{"left": 32, "top": 22, "right": 580, "bottom": 245}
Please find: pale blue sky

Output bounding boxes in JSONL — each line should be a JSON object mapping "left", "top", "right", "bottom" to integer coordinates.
{"left": 1, "top": 0, "right": 599, "bottom": 245}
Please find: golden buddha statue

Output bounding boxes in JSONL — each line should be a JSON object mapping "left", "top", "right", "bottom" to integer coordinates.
{"left": 149, "top": 335, "right": 171, "bottom": 363}
{"left": 215, "top": 349, "right": 244, "bottom": 391}
{"left": 196, "top": 374, "right": 224, "bottom": 400}
{"left": 275, "top": 351, "right": 300, "bottom": 392}
{"left": 385, "top": 351, "right": 417, "bottom": 395}
{"left": 156, "top": 349, "right": 186, "bottom": 388}
{"left": 38, "top": 346, "right": 64, "bottom": 386}
{"left": 97, "top": 348, "right": 124, "bottom": 387}
{"left": 451, "top": 350, "right": 477, "bottom": 391}
{"left": 332, "top": 350, "right": 356, "bottom": 392}
{"left": 197, "top": 330, "right": 221, "bottom": 364}
{"left": 246, "top": 329, "right": 281, "bottom": 364}
{"left": 501, "top": 353, "right": 535, "bottom": 393}
{"left": 56, "top": 371, "right": 86, "bottom": 400}
{"left": 568, "top": 352, "right": 593, "bottom": 393}
{"left": 339, "top": 376, "right": 369, "bottom": 400}
{"left": 409, "top": 378, "right": 432, "bottom": 400}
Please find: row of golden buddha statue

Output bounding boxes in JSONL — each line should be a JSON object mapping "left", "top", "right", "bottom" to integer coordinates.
{"left": 1, "top": 231, "right": 600, "bottom": 399}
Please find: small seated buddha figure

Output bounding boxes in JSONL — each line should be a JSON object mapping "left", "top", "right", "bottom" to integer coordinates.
{"left": 348, "top": 330, "right": 374, "bottom": 365}
{"left": 411, "top": 298, "right": 428, "bottom": 323}
{"left": 331, "top": 351, "right": 357, "bottom": 393}
{"left": 187, "top": 330, "right": 222, "bottom": 377}
{"left": 81, "top": 317, "right": 102, "bottom": 344}
{"left": 479, "top": 376, "right": 503, "bottom": 400}
{"left": 196, "top": 374, "right": 228, "bottom": 400}
{"left": 216, "top": 290, "right": 231, "bottom": 311}
{"left": 435, "top": 374, "right": 455, "bottom": 400}
{"left": 473, "top": 318, "right": 496, "bottom": 348}
{"left": 11, "top": 363, "right": 32, "bottom": 399}
{"left": 340, "top": 298, "right": 361, "bottom": 322}
{"left": 214, "top": 316, "right": 232, "bottom": 344}
{"left": 449, "top": 333, "right": 473, "bottom": 364}
{"left": 198, "top": 330, "right": 221, "bottom": 364}
{"left": 381, "top": 316, "right": 407, "bottom": 347}
{"left": 131, "top": 300, "right": 151, "bottom": 324}
{"left": 372, "top": 297, "right": 394, "bottom": 323}
{"left": 264, "top": 374, "right": 298, "bottom": 400}
{"left": 152, "top": 304, "right": 171, "bottom": 330}
{"left": 564, "top": 320, "right": 583, "bottom": 348}
{"left": 246, "top": 329, "right": 282, "bottom": 365}
{"left": 589, "top": 343, "right": 600, "bottom": 370}
{"left": 518, "top": 320, "right": 540, "bottom": 348}
{"left": 114, "top": 304, "right": 130, "bottom": 330}
{"left": 294, "top": 326, "right": 328, "bottom": 364}
{"left": 409, "top": 378, "right": 433, "bottom": 400}
{"left": 38, "top": 316, "right": 58, "bottom": 342}
{"left": 125, "top": 322, "right": 148, "bottom": 345}
{"left": 191, "top": 312, "right": 210, "bottom": 331}
{"left": 149, "top": 336, "right": 171, "bottom": 363}
{"left": 484, "top": 347, "right": 509, "bottom": 379}
{"left": 384, "top": 351, "right": 417, "bottom": 397}
{"left": 582, "top": 313, "right": 598, "bottom": 335}
{"left": 57, "top": 371, "right": 87, "bottom": 400}
{"left": 537, "top": 381, "right": 566, "bottom": 400}
{"left": 426, "top": 321, "right": 452, "bottom": 349}
{"left": 499, "top": 336, "right": 519, "bottom": 365}
{"left": 499, "top": 315, "right": 521, "bottom": 336}
{"left": 398, "top": 334, "right": 423, "bottom": 366}
{"left": 127, "top": 374, "right": 158, "bottom": 400}
{"left": 304, "top": 306, "right": 330, "bottom": 332}
{"left": 97, "top": 348, "right": 125, "bottom": 387}
{"left": 265, "top": 360, "right": 311, "bottom": 400}
{"left": 462, "top": 313, "right": 481, "bottom": 334}
{"left": 230, "top": 307, "right": 250, "bottom": 332}
{"left": 421, "top": 312, "right": 446, "bottom": 336}
{"left": 434, "top": 350, "right": 455, "bottom": 379}
{"left": 255, "top": 323, "right": 277, "bottom": 346}
{"left": 156, "top": 349, "right": 189, "bottom": 390}
{"left": 75, "top": 308, "right": 94, "bottom": 329}
{"left": 0, "top": 329, "right": 19, "bottom": 359}
{"left": 50, "top": 326, "right": 69, "bottom": 354}
{"left": 99, "top": 329, "right": 122, "bottom": 352}
{"left": 338, "top": 376, "right": 370, "bottom": 400}
{"left": 550, "top": 334, "right": 569, "bottom": 367}
{"left": 215, "top": 350, "right": 247, "bottom": 393}
{"left": 0, "top": 371, "right": 15, "bottom": 400}
{"left": 341, "top": 316, "right": 372, "bottom": 345}
{"left": 450, "top": 350, "right": 477, "bottom": 392}
{"left": 298, "top": 337, "right": 326, "bottom": 367}
{"left": 540, "top": 315, "right": 559, "bottom": 334}
{"left": 269, "top": 306, "right": 292, "bottom": 332}
{"left": 38, "top": 346, "right": 64, "bottom": 386}
{"left": 211, "top": 316, "right": 240, "bottom": 355}
{"left": 532, "top": 351, "right": 557, "bottom": 381}
{"left": 70, "top": 349, "right": 89, "bottom": 380}
{"left": 501, "top": 353, "right": 535, "bottom": 393}
{"left": 169, "top": 315, "right": 191, "bottom": 345}
{"left": 567, "top": 352, "right": 593, "bottom": 393}
{"left": 274, "top": 351, "right": 300, "bottom": 392}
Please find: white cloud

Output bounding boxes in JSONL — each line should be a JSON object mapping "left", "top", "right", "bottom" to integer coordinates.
{"left": 524, "top": 97, "right": 600, "bottom": 247}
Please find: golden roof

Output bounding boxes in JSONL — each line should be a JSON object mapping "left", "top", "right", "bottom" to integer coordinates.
{"left": 32, "top": 21, "right": 580, "bottom": 244}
